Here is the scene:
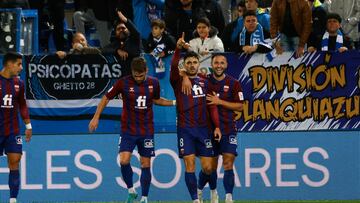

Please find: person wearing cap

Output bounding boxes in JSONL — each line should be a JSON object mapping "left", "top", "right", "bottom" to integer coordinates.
{"left": 308, "top": 12, "right": 351, "bottom": 52}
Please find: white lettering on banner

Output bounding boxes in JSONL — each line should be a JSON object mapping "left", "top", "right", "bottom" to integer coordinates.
{"left": 302, "top": 147, "right": 330, "bottom": 187}
{"left": 245, "top": 148, "right": 271, "bottom": 187}
{"left": 47, "top": 150, "right": 71, "bottom": 189}
{"left": 150, "top": 149, "right": 181, "bottom": 188}
{"left": 0, "top": 147, "right": 330, "bottom": 191}
{"left": 276, "top": 148, "right": 299, "bottom": 187}
{"left": 73, "top": 150, "right": 103, "bottom": 189}
{"left": 21, "top": 152, "right": 43, "bottom": 189}
{"left": 0, "top": 158, "right": 9, "bottom": 189}
{"left": 28, "top": 63, "right": 122, "bottom": 79}
{"left": 53, "top": 82, "right": 95, "bottom": 91}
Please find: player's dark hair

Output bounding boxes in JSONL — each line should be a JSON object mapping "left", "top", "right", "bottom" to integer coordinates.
{"left": 211, "top": 53, "right": 227, "bottom": 62}
{"left": 3, "top": 52, "right": 22, "bottom": 66}
{"left": 183, "top": 51, "right": 199, "bottom": 61}
{"left": 131, "top": 57, "right": 147, "bottom": 72}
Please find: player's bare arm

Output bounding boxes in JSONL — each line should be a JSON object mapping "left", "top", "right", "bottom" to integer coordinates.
{"left": 153, "top": 98, "right": 176, "bottom": 106}
{"left": 89, "top": 95, "right": 110, "bottom": 132}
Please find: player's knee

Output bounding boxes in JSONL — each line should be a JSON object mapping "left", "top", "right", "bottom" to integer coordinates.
{"left": 223, "top": 160, "right": 233, "bottom": 170}
{"left": 8, "top": 160, "right": 20, "bottom": 170}
{"left": 120, "top": 159, "right": 130, "bottom": 165}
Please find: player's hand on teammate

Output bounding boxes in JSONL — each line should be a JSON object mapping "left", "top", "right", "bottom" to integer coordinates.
{"left": 176, "top": 32, "right": 190, "bottom": 49}
{"left": 181, "top": 75, "right": 192, "bottom": 95}
{"left": 88, "top": 118, "right": 99, "bottom": 133}
{"left": 117, "top": 49, "right": 129, "bottom": 60}
{"left": 214, "top": 128, "right": 222, "bottom": 142}
{"left": 25, "top": 129, "right": 32, "bottom": 142}
{"left": 206, "top": 92, "right": 221, "bottom": 105}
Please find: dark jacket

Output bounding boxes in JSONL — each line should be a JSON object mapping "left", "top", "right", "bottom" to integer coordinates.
{"left": 101, "top": 20, "right": 142, "bottom": 77}
{"left": 221, "top": 19, "right": 238, "bottom": 52}
{"left": 144, "top": 32, "right": 176, "bottom": 57}
{"left": 164, "top": 1, "right": 207, "bottom": 42}
{"left": 270, "top": 0, "right": 312, "bottom": 47}
{"left": 201, "top": 0, "right": 225, "bottom": 36}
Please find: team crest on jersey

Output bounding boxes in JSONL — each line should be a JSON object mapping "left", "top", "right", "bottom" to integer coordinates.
{"left": 199, "top": 81, "right": 205, "bottom": 87}
{"left": 149, "top": 85, "right": 153, "bottom": 93}
{"left": 15, "top": 136, "right": 23, "bottom": 145}
{"left": 223, "top": 85, "right": 229, "bottom": 92}
{"left": 180, "top": 148, "right": 185, "bottom": 155}
{"left": 144, "top": 139, "right": 154, "bottom": 148}
{"left": 229, "top": 135, "right": 237, "bottom": 145}
{"left": 204, "top": 139, "right": 212, "bottom": 148}
{"left": 129, "top": 87, "right": 135, "bottom": 93}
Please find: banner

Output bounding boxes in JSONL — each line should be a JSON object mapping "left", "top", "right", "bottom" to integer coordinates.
{"left": 24, "top": 52, "right": 360, "bottom": 134}
{"left": 227, "top": 51, "right": 360, "bottom": 131}
{"left": 0, "top": 132, "right": 359, "bottom": 202}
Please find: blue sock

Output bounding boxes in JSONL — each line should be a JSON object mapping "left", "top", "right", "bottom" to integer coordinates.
{"left": 209, "top": 171, "right": 218, "bottom": 190}
{"left": 223, "top": 169, "right": 234, "bottom": 194}
{"left": 9, "top": 170, "right": 20, "bottom": 198}
{"left": 198, "top": 170, "right": 210, "bottom": 190}
{"left": 141, "top": 167, "right": 151, "bottom": 196}
{"left": 185, "top": 172, "right": 197, "bottom": 200}
{"left": 121, "top": 164, "right": 133, "bottom": 188}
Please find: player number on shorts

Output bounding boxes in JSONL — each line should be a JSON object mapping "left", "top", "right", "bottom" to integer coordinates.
{"left": 179, "top": 138, "right": 184, "bottom": 147}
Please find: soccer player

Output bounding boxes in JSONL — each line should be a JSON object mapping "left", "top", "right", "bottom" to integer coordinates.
{"left": 0, "top": 52, "right": 32, "bottom": 203}
{"left": 182, "top": 54, "right": 243, "bottom": 203}
{"left": 170, "top": 33, "right": 222, "bottom": 203}
{"left": 88, "top": 57, "right": 175, "bottom": 203}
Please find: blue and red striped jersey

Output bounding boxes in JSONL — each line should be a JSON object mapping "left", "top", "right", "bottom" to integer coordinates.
{"left": 209, "top": 74, "right": 244, "bottom": 134}
{"left": 0, "top": 75, "right": 29, "bottom": 136}
{"left": 170, "top": 49, "right": 220, "bottom": 128}
{"left": 106, "top": 75, "right": 160, "bottom": 136}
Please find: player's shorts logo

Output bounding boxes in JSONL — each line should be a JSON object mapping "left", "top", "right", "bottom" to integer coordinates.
{"left": 229, "top": 135, "right": 237, "bottom": 145}
{"left": 144, "top": 139, "right": 154, "bottom": 148}
{"left": 15, "top": 136, "right": 22, "bottom": 145}
{"left": 204, "top": 139, "right": 212, "bottom": 148}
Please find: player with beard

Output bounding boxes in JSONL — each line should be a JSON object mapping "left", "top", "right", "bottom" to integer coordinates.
{"left": 170, "top": 33, "right": 222, "bottom": 203}
{"left": 182, "top": 54, "right": 244, "bottom": 203}
{"left": 102, "top": 11, "right": 142, "bottom": 77}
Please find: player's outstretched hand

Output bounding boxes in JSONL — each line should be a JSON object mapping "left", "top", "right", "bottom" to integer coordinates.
{"left": 88, "top": 118, "right": 99, "bottom": 133}
{"left": 214, "top": 128, "right": 222, "bottom": 142}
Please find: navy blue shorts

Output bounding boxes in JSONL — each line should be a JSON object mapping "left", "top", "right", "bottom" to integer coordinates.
{"left": 177, "top": 127, "right": 214, "bottom": 158}
{"left": 0, "top": 135, "right": 23, "bottom": 156}
{"left": 213, "top": 133, "right": 238, "bottom": 157}
{"left": 118, "top": 133, "right": 155, "bottom": 157}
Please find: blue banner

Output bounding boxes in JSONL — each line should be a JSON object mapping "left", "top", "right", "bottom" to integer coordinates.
{"left": 0, "top": 131, "right": 358, "bottom": 202}
{"left": 24, "top": 52, "right": 359, "bottom": 134}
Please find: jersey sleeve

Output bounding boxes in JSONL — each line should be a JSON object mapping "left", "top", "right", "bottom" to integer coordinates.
{"left": 233, "top": 80, "right": 244, "bottom": 102}
{"left": 105, "top": 79, "right": 123, "bottom": 100}
{"left": 153, "top": 78, "right": 160, "bottom": 100}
